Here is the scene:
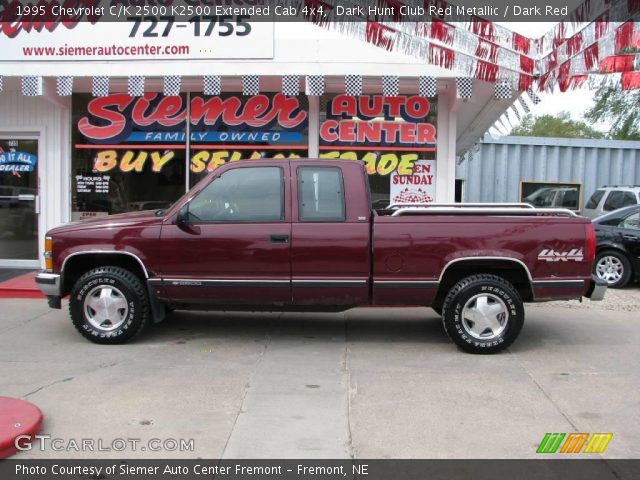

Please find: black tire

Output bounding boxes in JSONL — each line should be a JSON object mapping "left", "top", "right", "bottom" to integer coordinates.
{"left": 69, "top": 266, "right": 150, "bottom": 344}
{"left": 441, "top": 274, "right": 524, "bottom": 354}
{"left": 594, "top": 250, "right": 632, "bottom": 288}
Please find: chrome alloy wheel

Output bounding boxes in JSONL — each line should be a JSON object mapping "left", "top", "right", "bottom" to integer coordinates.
{"left": 595, "top": 255, "right": 624, "bottom": 285}
{"left": 83, "top": 285, "right": 129, "bottom": 332}
{"left": 461, "top": 293, "right": 509, "bottom": 340}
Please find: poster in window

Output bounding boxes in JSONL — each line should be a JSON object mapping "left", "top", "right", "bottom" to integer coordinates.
{"left": 319, "top": 94, "right": 437, "bottom": 207}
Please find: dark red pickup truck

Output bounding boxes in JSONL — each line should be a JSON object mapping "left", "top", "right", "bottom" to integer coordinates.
{"left": 36, "top": 159, "right": 606, "bottom": 353}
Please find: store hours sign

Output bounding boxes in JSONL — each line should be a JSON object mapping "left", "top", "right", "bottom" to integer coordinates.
{"left": 0, "top": 8, "right": 273, "bottom": 61}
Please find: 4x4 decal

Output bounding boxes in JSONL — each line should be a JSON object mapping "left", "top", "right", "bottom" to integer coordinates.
{"left": 538, "top": 248, "right": 584, "bottom": 262}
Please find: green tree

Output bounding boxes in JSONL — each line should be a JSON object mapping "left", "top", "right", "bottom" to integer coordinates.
{"left": 585, "top": 87, "right": 640, "bottom": 140}
{"left": 510, "top": 111, "right": 606, "bottom": 139}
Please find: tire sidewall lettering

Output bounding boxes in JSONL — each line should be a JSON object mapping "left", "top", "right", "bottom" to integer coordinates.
{"left": 73, "top": 273, "right": 138, "bottom": 340}
{"left": 444, "top": 276, "right": 524, "bottom": 353}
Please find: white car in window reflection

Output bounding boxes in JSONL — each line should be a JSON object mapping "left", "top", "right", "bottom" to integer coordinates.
{"left": 524, "top": 187, "right": 579, "bottom": 210}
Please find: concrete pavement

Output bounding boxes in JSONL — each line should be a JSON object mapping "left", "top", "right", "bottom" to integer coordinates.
{"left": 0, "top": 297, "right": 638, "bottom": 459}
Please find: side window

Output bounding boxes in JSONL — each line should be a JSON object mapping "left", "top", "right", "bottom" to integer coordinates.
{"left": 603, "top": 191, "right": 623, "bottom": 212}
{"left": 298, "top": 167, "right": 345, "bottom": 222}
{"left": 620, "top": 212, "right": 640, "bottom": 230}
{"left": 188, "top": 167, "right": 283, "bottom": 222}
{"left": 585, "top": 190, "right": 605, "bottom": 210}
{"left": 619, "top": 192, "right": 637, "bottom": 208}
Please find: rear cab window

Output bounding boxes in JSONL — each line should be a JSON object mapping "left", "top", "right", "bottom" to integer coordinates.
{"left": 297, "top": 166, "right": 345, "bottom": 222}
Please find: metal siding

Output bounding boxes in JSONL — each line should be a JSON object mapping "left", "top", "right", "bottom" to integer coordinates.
{"left": 457, "top": 136, "right": 640, "bottom": 204}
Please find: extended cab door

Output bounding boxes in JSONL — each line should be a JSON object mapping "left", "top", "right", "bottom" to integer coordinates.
{"left": 290, "top": 162, "right": 371, "bottom": 306}
{"left": 157, "top": 163, "right": 291, "bottom": 305}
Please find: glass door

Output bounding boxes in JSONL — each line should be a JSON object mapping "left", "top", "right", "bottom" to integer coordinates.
{"left": 0, "top": 138, "right": 39, "bottom": 265}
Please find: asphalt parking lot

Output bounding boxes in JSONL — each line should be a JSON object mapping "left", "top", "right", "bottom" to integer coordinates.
{"left": 2, "top": 286, "right": 639, "bottom": 459}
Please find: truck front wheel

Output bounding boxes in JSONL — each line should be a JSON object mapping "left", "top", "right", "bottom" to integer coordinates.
{"left": 69, "top": 266, "right": 150, "bottom": 344}
{"left": 441, "top": 274, "right": 524, "bottom": 354}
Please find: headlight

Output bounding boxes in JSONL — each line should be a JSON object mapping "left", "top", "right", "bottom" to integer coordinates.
{"left": 44, "top": 236, "right": 53, "bottom": 271}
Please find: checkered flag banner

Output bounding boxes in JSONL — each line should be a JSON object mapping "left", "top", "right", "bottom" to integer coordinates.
{"left": 455, "top": 77, "right": 473, "bottom": 99}
{"left": 518, "top": 95, "right": 531, "bottom": 114}
{"left": 56, "top": 76, "right": 73, "bottom": 96}
{"left": 21, "top": 76, "right": 42, "bottom": 96}
{"left": 92, "top": 76, "right": 109, "bottom": 97}
{"left": 419, "top": 76, "right": 437, "bottom": 97}
{"left": 128, "top": 76, "right": 145, "bottom": 97}
{"left": 163, "top": 75, "right": 181, "bottom": 96}
{"left": 242, "top": 75, "right": 259, "bottom": 96}
{"left": 0, "top": 76, "right": 3, "bottom": 93}
{"left": 392, "top": 188, "right": 434, "bottom": 204}
{"left": 305, "top": 75, "right": 325, "bottom": 96}
{"left": 382, "top": 76, "right": 399, "bottom": 97}
{"left": 494, "top": 79, "right": 512, "bottom": 99}
{"left": 345, "top": 75, "right": 362, "bottom": 96}
{"left": 511, "top": 105, "right": 521, "bottom": 121}
{"left": 527, "top": 88, "right": 541, "bottom": 104}
{"left": 203, "top": 75, "right": 221, "bottom": 96}
{"left": 282, "top": 75, "right": 300, "bottom": 96}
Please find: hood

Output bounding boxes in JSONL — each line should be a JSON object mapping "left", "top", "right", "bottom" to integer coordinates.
{"left": 48, "top": 210, "right": 164, "bottom": 235}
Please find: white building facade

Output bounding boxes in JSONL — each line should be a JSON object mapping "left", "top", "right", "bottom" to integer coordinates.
{"left": 0, "top": 21, "right": 515, "bottom": 268}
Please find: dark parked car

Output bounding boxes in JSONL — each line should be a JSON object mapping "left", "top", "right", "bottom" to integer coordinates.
{"left": 592, "top": 205, "right": 640, "bottom": 288}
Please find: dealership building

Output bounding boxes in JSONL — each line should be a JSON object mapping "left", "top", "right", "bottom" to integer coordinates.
{"left": 0, "top": 6, "right": 636, "bottom": 269}
{"left": 0, "top": 20, "right": 521, "bottom": 269}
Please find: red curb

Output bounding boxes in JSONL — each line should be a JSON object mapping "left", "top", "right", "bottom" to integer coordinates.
{"left": 0, "top": 397, "right": 43, "bottom": 459}
{"left": 0, "top": 272, "right": 45, "bottom": 299}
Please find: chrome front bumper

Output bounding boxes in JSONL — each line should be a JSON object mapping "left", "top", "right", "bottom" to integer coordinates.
{"left": 35, "top": 272, "right": 61, "bottom": 297}
{"left": 587, "top": 274, "right": 607, "bottom": 301}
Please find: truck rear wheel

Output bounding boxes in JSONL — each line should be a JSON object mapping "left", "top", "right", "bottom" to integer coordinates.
{"left": 69, "top": 266, "right": 150, "bottom": 344}
{"left": 441, "top": 274, "right": 524, "bottom": 354}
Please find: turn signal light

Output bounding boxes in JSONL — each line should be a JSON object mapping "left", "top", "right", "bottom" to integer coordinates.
{"left": 44, "top": 237, "right": 53, "bottom": 271}
{"left": 585, "top": 223, "right": 596, "bottom": 264}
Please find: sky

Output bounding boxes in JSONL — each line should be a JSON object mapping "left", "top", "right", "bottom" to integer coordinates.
{"left": 498, "top": 22, "right": 606, "bottom": 133}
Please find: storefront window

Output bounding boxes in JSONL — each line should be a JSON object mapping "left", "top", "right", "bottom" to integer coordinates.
{"left": 71, "top": 92, "right": 309, "bottom": 218}
{"left": 0, "top": 138, "right": 38, "bottom": 259}
{"left": 72, "top": 93, "right": 187, "bottom": 219}
{"left": 319, "top": 94, "right": 437, "bottom": 208}
{"left": 520, "top": 181, "right": 583, "bottom": 211}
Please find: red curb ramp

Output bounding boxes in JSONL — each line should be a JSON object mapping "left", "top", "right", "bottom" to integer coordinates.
{"left": 0, "top": 397, "right": 43, "bottom": 458}
{"left": 0, "top": 272, "right": 45, "bottom": 299}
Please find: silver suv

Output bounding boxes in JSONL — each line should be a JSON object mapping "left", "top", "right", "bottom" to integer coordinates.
{"left": 583, "top": 186, "right": 640, "bottom": 219}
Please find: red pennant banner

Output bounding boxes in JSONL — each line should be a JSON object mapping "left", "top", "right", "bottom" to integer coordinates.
{"left": 621, "top": 71, "right": 640, "bottom": 90}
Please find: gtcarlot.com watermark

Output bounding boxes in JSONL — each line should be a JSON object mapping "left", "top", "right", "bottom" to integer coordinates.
{"left": 15, "top": 435, "right": 194, "bottom": 453}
